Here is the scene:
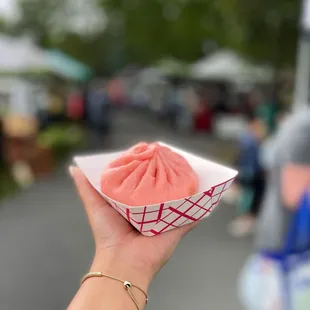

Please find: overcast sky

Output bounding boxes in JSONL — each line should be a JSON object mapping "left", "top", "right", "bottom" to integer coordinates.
{"left": 0, "top": 0, "right": 18, "bottom": 20}
{"left": 0, "top": 0, "right": 107, "bottom": 35}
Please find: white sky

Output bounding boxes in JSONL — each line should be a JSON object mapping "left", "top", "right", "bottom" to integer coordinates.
{"left": 0, "top": 0, "right": 107, "bottom": 35}
{"left": 0, "top": 0, "right": 18, "bottom": 20}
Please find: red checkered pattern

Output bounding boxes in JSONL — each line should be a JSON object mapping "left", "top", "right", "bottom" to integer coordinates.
{"left": 106, "top": 177, "right": 236, "bottom": 236}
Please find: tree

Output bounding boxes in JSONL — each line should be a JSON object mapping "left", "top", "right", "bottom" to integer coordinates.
{"left": 14, "top": 0, "right": 66, "bottom": 46}
{"left": 12, "top": 0, "right": 300, "bottom": 74}
{"left": 219, "top": 0, "right": 299, "bottom": 67}
{"left": 101, "top": 0, "right": 300, "bottom": 67}
{"left": 101, "top": 0, "right": 224, "bottom": 64}
{"left": 13, "top": 0, "right": 111, "bottom": 73}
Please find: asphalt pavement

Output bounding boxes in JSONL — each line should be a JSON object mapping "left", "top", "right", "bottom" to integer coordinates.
{"left": 0, "top": 109, "right": 251, "bottom": 310}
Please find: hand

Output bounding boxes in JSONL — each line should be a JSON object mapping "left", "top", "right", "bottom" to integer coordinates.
{"left": 70, "top": 167, "right": 197, "bottom": 289}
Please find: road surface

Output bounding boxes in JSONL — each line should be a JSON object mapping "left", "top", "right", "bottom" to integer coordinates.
{"left": 0, "top": 109, "right": 251, "bottom": 309}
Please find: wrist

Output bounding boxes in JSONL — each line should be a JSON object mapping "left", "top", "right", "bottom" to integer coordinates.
{"left": 90, "top": 250, "right": 153, "bottom": 291}
{"left": 71, "top": 251, "right": 151, "bottom": 310}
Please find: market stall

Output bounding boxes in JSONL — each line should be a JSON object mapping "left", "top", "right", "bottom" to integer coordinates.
{"left": 0, "top": 36, "right": 89, "bottom": 192}
{"left": 191, "top": 50, "right": 273, "bottom": 137}
{"left": 190, "top": 50, "right": 272, "bottom": 86}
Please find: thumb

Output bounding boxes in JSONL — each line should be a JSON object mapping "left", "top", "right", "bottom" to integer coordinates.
{"left": 69, "top": 166, "right": 131, "bottom": 241}
{"left": 69, "top": 166, "right": 109, "bottom": 220}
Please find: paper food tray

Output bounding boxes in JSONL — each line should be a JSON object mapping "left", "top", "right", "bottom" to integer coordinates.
{"left": 74, "top": 142, "right": 238, "bottom": 236}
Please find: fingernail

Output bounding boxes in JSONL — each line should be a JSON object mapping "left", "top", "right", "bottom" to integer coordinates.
{"left": 68, "top": 166, "right": 75, "bottom": 178}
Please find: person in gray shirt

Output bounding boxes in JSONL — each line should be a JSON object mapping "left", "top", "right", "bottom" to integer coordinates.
{"left": 256, "top": 110, "right": 310, "bottom": 251}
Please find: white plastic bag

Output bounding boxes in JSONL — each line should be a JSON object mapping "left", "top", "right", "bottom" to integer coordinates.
{"left": 239, "top": 254, "right": 310, "bottom": 310}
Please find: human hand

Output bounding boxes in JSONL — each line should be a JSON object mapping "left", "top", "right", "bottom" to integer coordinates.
{"left": 70, "top": 166, "right": 197, "bottom": 290}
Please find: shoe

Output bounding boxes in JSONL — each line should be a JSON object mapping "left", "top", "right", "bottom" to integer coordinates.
{"left": 228, "top": 216, "right": 255, "bottom": 238}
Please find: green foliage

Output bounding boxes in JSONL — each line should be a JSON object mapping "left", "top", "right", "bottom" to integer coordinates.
{"left": 52, "top": 33, "right": 107, "bottom": 74}
{"left": 15, "top": 0, "right": 65, "bottom": 45}
{"left": 101, "top": 0, "right": 221, "bottom": 63}
{"left": 221, "top": 0, "right": 299, "bottom": 66}
{"left": 100, "top": 0, "right": 300, "bottom": 67}
{"left": 1, "top": 0, "right": 301, "bottom": 73}
{"left": 38, "top": 124, "right": 85, "bottom": 148}
{"left": 37, "top": 124, "right": 86, "bottom": 160}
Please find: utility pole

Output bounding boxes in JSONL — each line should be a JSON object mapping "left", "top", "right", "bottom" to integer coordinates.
{"left": 294, "top": 0, "right": 310, "bottom": 111}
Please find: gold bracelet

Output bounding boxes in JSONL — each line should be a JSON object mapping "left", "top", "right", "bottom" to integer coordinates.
{"left": 81, "top": 271, "right": 148, "bottom": 310}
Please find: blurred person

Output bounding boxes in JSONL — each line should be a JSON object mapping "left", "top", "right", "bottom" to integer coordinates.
{"left": 87, "top": 84, "right": 111, "bottom": 134}
{"left": 194, "top": 89, "right": 213, "bottom": 132}
{"left": 148, "top": 83, "right": 161, "bottom": 113}
{"left": 160, "top": 79, "right": 181, "bottom": 128}
{"left": 240, "top": 109, "right": 310, "bottom": 310}
{"left": 82, "top": 85, "right": 91, "bottom": 122}
{"left": 130, "top": 83, "right": 149, "bottom": 109}
{"left": 255, "top": 88, "right": 282, "bottom": 134}
{"left": 175, "top": 83, "right": 198, "bottom": 134}
{"left": 67, "top": 90, "right": 84, "bottom": 121}
{"left": 68, "top": 167, "right": 197, "bottom": 310}
{"left": 106, "top": 77, "right": 125, "bottom": 107}
{"left": 259, "top": 110, "right": 289, "bottom": 172}
{"left": 33, "top": 84, "right": 49, "bottom": 130}
{"left": 256, "top": 109, "right": 310, "bottom": 250}
{"left": 228, "top": 114, "right": 266, "bottom": 237}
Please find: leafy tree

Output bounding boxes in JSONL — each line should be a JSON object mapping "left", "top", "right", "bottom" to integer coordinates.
{"left": 15, "top": 0, "right": 66, "bottom": 46}
{"left": 219, "top": 0, "right": 299, "bottom": 67}
{"left": 11, "top": 0, "right": 300, "bottom": 73}
{"left": 13, "top": 0, "right": 111, "bottom": 73}
{"left": 101, "top": 0, "right": 224, "bottom": 63}
{"left": 102, "top": 0, "right": 300, "bottom": 67}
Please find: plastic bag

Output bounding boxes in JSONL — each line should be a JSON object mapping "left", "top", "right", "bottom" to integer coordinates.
{"left": 239, "top": 253, "right": 310, "bottom": 310}
{"left": 239, "top": 254, "right": 283, "bottom": 310}
{"left": 240, "top": 191, "right": 310, "bottom": 310}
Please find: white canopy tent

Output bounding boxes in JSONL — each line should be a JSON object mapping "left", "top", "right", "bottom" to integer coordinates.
{"left": 191, "top": 50, "right": 273, "bottom": 86}
{"left": 130, "top": 67, "right": 168, "bottom": 111}
{"left": 0, "top": 36, "right": 50, "bottom": 120}
{"left": 0, "top": 35, "right": 49, "bottom": 73}
{"left": 191, "top": 50, "right": 274, "bottom": 139}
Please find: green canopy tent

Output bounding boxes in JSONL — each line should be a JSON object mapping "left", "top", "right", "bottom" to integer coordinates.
{"left": 46, "top": 50, "right": 93, "bottom": 82}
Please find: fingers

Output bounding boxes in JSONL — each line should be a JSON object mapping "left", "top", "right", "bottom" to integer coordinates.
{"left": 70, "top": 166, "right": 133, "bottom": 240}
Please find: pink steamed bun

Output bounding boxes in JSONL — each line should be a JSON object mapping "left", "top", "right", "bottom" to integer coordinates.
{"left": 100, "top": 142, "right": 198, "bottom": 206}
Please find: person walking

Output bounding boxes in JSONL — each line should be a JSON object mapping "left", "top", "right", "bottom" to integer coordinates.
{"left": 228, "top": 114, "right": 266, "bottom": 237}
{"left": 240, "top": 109, "right": 310, "bottom": 310}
